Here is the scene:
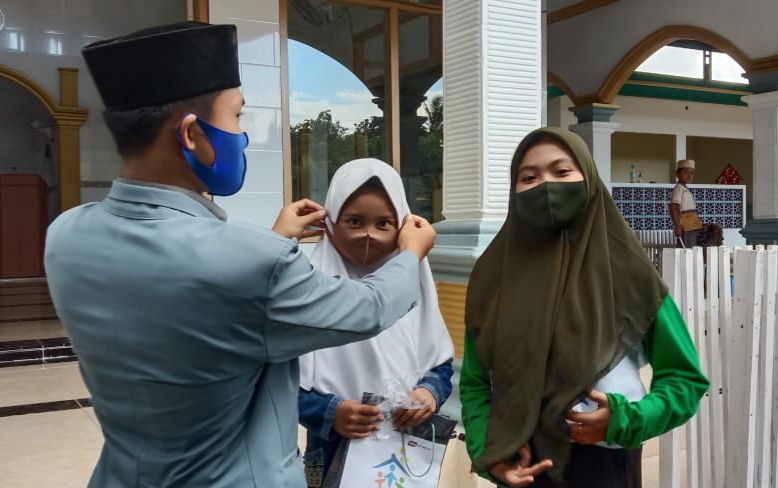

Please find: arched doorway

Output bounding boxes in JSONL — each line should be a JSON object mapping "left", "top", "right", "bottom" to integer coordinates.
{"left": 0, "top": 65, "right": 87, "bottom": 278}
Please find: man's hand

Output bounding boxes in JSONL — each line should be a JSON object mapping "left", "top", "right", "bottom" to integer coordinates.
{"left": 489, "top": 444, "right": 553, "bottom": 487}
{"left": 397, "top": 215, "right": 436, "bottom": 260}
{"left": 674, "top": 224, "right": 683, "bottom": 237}
{"left": 333, "top": 400, "right": 384, "bottom": 439}
{"left": 392, "top": 387, "right": 436, "bottom": 430}
{"left": 272, "top": 199, "right": 326, "bottom": 239}
{"left": 565, "top": 390, "right": 611, "bottom": 445}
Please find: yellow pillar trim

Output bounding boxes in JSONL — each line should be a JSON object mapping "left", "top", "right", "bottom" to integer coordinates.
{"left": 56, "top": 68, "right": 88, "bottom": 213}
{"left": 58, "top": 67, "right": 80, "bottom": 107}
{"left": 192, "top": 0, "right": 209, "bottom": 22}
{"left": 436, "top": 281, "right": 468, "bottom": 358}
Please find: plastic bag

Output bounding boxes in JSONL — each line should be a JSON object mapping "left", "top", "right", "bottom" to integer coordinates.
{"left": 362, "top": 377, "right": 431, "bottom": 440}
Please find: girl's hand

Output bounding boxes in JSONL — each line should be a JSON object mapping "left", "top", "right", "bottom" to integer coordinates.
{"left": 490, "top": 443, "right": 553, "bottom": 487}
{"left": 392, "top": 387, "right": 436, "bottom": 430}
{"left": 333, "top": 400, "right": 383, "bottom": 439}
{"left": 565, "top": 390, "right": 612, "bottom": 445}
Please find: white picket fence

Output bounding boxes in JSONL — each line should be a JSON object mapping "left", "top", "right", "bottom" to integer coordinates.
{"left": 659, "top": 246, "right": 778, "bottom": 488}
{"left": 636, "top": 230, "right": 677, "bottom": 272}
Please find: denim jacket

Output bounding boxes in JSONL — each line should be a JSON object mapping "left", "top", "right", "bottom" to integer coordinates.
{"left": 298, "top": 359, "right": 454, "bottom": 478}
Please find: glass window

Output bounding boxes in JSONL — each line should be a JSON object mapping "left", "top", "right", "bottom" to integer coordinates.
{"left": 711, "top": 52, "right": 746, "bottom": 83}
{"left": 398, "top": 13, "right": 443, "bottom": 221}
{"left": 286, "top": 1, "right": 443, "bottom": 221}
{"left": 288, "top": 3, "right": 389, "bottom": 205}
{"left": 636, "top": 45, "right": 704, "bottom": 79}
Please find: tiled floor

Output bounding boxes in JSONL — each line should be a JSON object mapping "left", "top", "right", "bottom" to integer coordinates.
{"left": 0, "top": 363, "right": 102, "bottom": 488}
{"left": 0, "top": 280, "right": 687, "bottom": 487}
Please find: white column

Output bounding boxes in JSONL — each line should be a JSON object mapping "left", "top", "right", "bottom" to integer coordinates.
{"left": 442, "top": 0, "right": 543, "bottom": 222}
{"left": 432, "top": 0, "right": 543, "bottom": 282}
{"left": 568, "top": 121, "right": 619, "bottom": 186}
{"left": 742, "top": 92, "right": 778, "bottom": 219}
{"left": 568, "top": 104, "right": 619, "bottom": 187}
{"left": 675, "top": 133, "right": 687, "bottom": 162}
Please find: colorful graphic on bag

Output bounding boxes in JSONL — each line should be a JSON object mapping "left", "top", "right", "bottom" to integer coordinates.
{"left": 372, "top": 453, "right": 409, "bottom": 487}
{"left": 338, "top": 407, "right": 456, "bottom": 488}
{"left": 341, "top": 434, "right": 444, "bottom": 488}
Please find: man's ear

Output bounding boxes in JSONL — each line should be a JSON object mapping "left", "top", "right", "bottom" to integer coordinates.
{"left": 177, "top": 113, "right": 216, "bottom": 167}
{"left": 177, "top": 113, "right": 199, "bottom": 151}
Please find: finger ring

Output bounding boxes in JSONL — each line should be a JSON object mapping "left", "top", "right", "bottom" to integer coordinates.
{"left": 577, "top": 423, "right": 583, "bottom": 434}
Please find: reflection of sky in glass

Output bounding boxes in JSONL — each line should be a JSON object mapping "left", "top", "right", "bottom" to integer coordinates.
{"left": 638, "top": 46, "right": 746, "bottom": 84}
{"left": 290, "top": 40, "right": 442, "bottom": 130}
{"left": 712, "top": 52, "right": 746, "bottom": 83}
{"left": 289, "top": 40, "right": 381, "bottom": 129}
{"left": 637, "top": 46, "right": 703, "bottom": 78}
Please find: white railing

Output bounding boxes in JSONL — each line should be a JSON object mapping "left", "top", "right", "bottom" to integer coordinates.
{"left": 636, "top": 230, "right": 677, "bottom": 271}
{"left": 660, "top": 246, "right": 778, "bottom": 488}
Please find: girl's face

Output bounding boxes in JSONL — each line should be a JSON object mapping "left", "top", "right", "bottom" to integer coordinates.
{"left": 331, "top": 186, "right": 399, "bottom": 268}
{"left": 515, "top": 138, "right": 584, "bottom": 193}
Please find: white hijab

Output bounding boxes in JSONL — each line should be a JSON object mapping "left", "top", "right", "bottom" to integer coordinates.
{"left": 299, "top": 158, "right": 454, "bottom": 400}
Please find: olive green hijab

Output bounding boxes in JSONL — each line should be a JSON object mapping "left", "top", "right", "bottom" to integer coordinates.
{"left": 465, "top": 128, "right": 667, "bottom": 481}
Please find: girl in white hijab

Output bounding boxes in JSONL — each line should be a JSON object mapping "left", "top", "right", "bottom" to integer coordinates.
{"left": 299, "top": 158, "right": 454, "bottom": 487}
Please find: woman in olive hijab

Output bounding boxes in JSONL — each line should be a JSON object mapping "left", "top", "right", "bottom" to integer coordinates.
{"left": 460, "top": 128, "right": 709, "bottom": 487}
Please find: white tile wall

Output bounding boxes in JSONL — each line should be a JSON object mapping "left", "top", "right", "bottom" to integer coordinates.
{"left": 0, "top": 77, "right": 59, "bottom": 219}
{"left": 211, "top": 0, "right": 285, "bottom": 229}
{"left": 0, "top": 0, "right": 188, "bottom": 202}
{"left": 218, "top": 191, "right": 284, "bottom": 228}
{"left": 240, "top": 150, "right": 283, "bottom": 194}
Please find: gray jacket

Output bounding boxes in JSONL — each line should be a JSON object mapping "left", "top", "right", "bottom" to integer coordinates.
{"left": 44, "top": 180, "right": 420, "bottom": 487}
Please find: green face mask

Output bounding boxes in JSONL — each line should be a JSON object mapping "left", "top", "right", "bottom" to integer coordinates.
{"left": 513, "top": 181, "right": 588, "bottom": 231}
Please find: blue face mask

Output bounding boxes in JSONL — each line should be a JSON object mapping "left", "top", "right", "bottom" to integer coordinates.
{"left": 178, "top": 115, "right": 249, "bottom": 196}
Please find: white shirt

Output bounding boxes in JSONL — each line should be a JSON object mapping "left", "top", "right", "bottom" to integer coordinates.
{"left": 671, "top": 183, "right": 696, "bottom": 212}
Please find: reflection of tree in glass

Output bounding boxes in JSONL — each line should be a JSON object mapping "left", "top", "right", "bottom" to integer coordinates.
{"left": 419, "top": 95, "right": 443, "bottom": 180}
{"left": 290, "top": 96, "right": 444, "bottom": 221}
{"left": 290, "top": 110, "right": 363, "bottom": 199}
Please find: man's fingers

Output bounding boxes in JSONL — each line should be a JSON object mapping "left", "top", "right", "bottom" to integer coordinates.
{"left": 297, "top": 209, "right": 326, "bottom": 226}
{"left": 292, "top": 198, "right": 325, "bottom": 213}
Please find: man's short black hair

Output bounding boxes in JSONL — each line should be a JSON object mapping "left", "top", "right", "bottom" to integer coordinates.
{"left": 103, "top": 91, "right": 218, "bottom": 158}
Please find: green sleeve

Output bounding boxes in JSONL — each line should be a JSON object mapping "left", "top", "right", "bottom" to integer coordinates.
{"left": 605, "top": 294, "right": 710, "bottom": 448}
{"left": 460, "top": 330, "right": 495, "bottom": 481}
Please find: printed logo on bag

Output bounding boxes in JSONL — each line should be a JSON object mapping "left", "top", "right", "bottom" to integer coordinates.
{"left": 406, "top": 440, "right": 431, "bottom": 452}
{"left": 372, "top": 453, "right": 409, "bottom": 488}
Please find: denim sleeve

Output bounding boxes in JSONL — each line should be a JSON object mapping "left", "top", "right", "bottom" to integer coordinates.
{"left": 299, "top": 387, "right": 343, "bottom": 441}
{"left": 415, "top": 358, "right": 454, "bottom": 412}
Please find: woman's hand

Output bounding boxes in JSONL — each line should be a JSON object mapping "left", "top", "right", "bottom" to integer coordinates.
{"left": 333, "top": 400, "right": 383, "bottom": 439}
{"left": 565, "top": 389, "right": 612, "bottom": 445}
{"left": 392, "top": 387, "right": 436, "bottom": 430}
{"left": 490, "top": 443, "right": 553, "bottom": 487}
